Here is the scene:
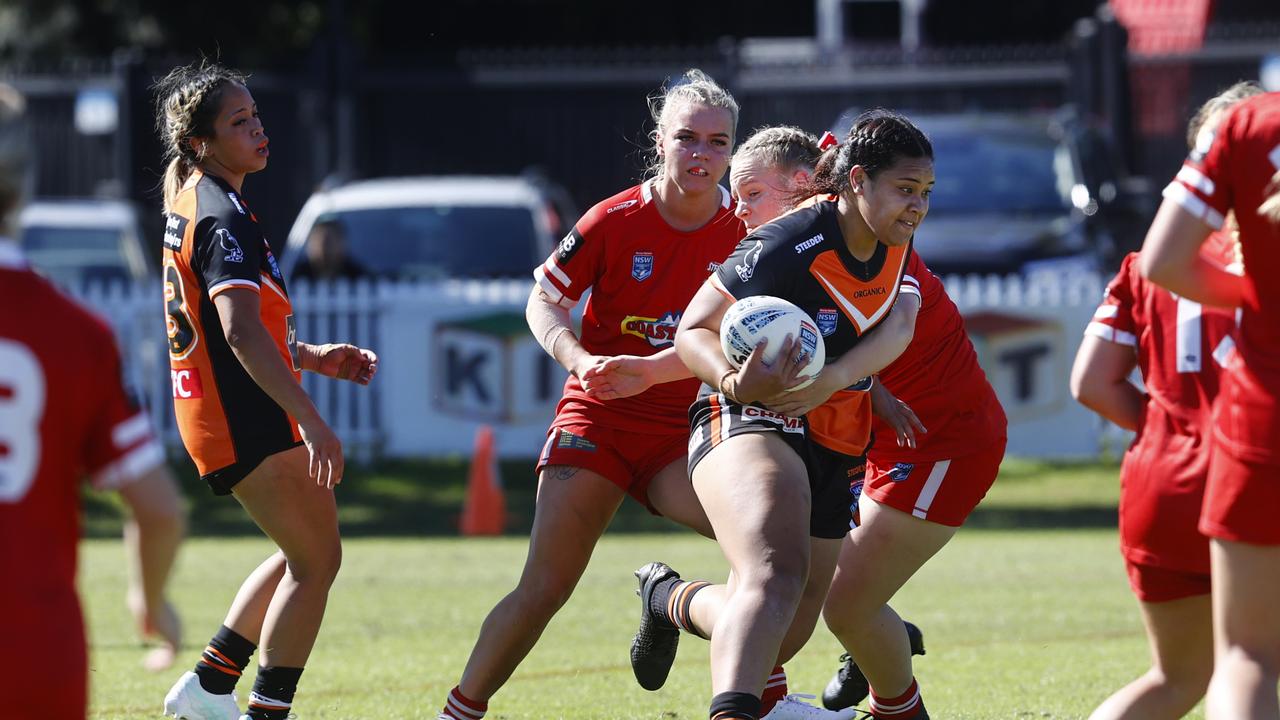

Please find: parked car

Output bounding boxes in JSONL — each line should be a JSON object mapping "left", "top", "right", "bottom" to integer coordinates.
{"left": 281, "top": 174, "right": 575, "bottom": 282}
{"left": 18, "top": 198, "right": 152, "bottom": 286}
{"left": 829, "top": 109, "right": 1153, "bottom": 276}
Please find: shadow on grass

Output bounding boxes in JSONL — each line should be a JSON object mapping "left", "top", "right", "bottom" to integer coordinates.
{"left": 966, "top": 505, "right": 1117, "bottom": 530}
{"left": 83, "top": 456, "right": 1122, "bottom": 538}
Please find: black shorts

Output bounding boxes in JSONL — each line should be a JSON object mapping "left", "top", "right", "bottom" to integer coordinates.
{"left": 688, "top": 393, "right": 862, "bottom": 539}
{"left": 201, "top": 439, "right": 305, "bottom": 496}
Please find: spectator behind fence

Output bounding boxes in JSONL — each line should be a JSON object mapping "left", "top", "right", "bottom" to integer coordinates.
{"left": 152, "top": 60, "right": 378, "bottom": 720}
{"left": 0, "top": 81, "right": 186, "bottom": 720}
{"left": 291, "top": 218, "right": 367, "bottom": 282}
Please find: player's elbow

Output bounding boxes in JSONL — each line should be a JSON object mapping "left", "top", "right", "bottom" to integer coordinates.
{"left": 1069, "top": 360, "right": 1107, "bottom": 412}
{"left": 220, "top": 314, "right": 261, "bottom": 351}
{"left": 1136, "top": 249, "right": 1166, "bottom": 284}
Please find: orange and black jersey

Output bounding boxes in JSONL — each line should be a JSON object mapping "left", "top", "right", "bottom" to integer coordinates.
{"left": 711, "top": 199, "right": 916, "bottom": 456}
{"left": 162, "top": 171, "right": 302, "bottom": 492}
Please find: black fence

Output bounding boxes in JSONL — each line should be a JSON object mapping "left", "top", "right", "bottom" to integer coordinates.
{"left": 6, "top": 17, "right": 1278, "bottom": 259}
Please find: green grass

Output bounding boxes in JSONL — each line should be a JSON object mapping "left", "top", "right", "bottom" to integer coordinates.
{"left": 81, "top": 458, "right": 1202, "bottom": 719}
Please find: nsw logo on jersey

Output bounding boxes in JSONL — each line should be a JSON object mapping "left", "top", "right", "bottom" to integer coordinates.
{"left": 888, "top": 462, "right": 914, "bottom": 482}
{"left": 735, "top": 240, "right": 764, "bottom": 283}
{"left": 816, "top": 308, "right": 838, "bottom": 337}
{"left": 621, "top": 311, "right": 680, "bottom": 347}
{"left": 163, "top": 214, "right": 188, "bottom": 251}
{"left": 631, "top": 251, "right": 654, "bottom": 281}
{"left": 216, "top": 228, "right": 244, "bottom": 263}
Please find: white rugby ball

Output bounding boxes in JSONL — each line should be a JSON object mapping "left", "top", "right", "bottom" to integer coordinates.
{"left": 720, "top": 295, "right": 827, "bottom": 390}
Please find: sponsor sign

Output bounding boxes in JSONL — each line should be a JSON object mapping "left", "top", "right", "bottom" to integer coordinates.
{"left": 171, "top": 368, "right": 203, "bottom": 399}
{"left": 163, "top": 214, "right": 187, "bottom": 250}
{"left": 742, "top": 405, "right": 804, "bottom": 433}
{"left": 621, "top": 311, "right": 680, "bottom": 347}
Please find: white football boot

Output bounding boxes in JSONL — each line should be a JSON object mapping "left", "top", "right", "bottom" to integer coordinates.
{"left": 762, "top": 693, "right": 862, "bottom": 720}
{"left": 162, "top": 671, "right": 241, "bottom": 720}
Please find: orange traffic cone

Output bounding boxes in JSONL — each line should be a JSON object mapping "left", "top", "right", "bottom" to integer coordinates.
{"left": 460, "top": 425, "right": 506, "bottom": 535}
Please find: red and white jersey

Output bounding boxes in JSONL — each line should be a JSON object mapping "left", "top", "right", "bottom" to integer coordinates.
{"left": 1087, "top": 245, "right": 1238, "bottom": 439}
{"left": 872, "top": 250, "right": 1005, "bottom": 462}
{"left": 534, "top": 181, "right": 744, "bottom": 433}
{"left": 1089, "top": 241, "right": 1237, "bottom": 573}
{"left": 1164, "top": 91, "right": 1280, "bottom": 462}
{"left": 0, "top": 243, "right": 163, "bottom": 614}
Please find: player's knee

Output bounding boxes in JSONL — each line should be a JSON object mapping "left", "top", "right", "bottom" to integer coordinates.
{"left": 822, "top": 597, "right": 863, "bottom": 638}
{"left": 1155, "top": 654, "right": 1213, "bottom": 695}
{"left": 286, "top": 536, "right": 342, "bottom": 587}
{"left": 749, "top": 561, "right": 808, "bottom": 610}
{"left": 514, "top": 573, "right": 579, "bottom": 616}
{"left": 1223, "top": 642, "right": 1280, "bottom": 679}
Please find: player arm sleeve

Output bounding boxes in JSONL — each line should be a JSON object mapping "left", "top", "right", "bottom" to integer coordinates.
{"left": 85, "top": 333, "right": 164, "bottom": 490}
{"left": 1161, "top": 111, "right": 1238, "bottom": 230}
{"left": 1085, "top": 253, "right": 1139, "bottom": 347}
{"left": 196, "top": 210, "right": 265, "bottom": 300}
{"left": 712, "top": 235, "right": 786, "bottom": 302}
{"left": 533, "top": 210, "right": 605, "bottom": 309}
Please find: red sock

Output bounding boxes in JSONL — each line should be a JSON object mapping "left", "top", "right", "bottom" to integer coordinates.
{"left": 440, "top": 686, "right": 487, "bottom": 720}
{"left": 869, "top": 678, "right": 925, "bottom": 719}
{"left": 759, "top": 665, "right": 788, "bottom": 714}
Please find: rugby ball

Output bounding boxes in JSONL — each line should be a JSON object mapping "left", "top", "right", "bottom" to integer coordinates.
{"left": 720, "top": 295, "right": 826, "bottom": 390}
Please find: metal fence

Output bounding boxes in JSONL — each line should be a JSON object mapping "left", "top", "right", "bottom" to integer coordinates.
{"left": 9, "top": 21, "right": 1276, "bottom": 260}
{"left": 75, "top": 270, "right": 1113, "bottom": 462}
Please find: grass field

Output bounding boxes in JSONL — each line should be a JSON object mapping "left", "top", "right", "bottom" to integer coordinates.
{"left": 80, "top": 458, "right": 1204, "bottom": 720}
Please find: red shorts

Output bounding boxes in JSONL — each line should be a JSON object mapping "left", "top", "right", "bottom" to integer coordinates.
{"left": 536, "top": 422, "right": 686, "bottom": 512}
{"left": 1125, "top": 560, "right": 1210, "bottom": 603}
{"left": 1117, "top": 428, "right": 1211, "bottom": 574}
{"left": 1201, "top": 448, "right": 1280, "bottom": 545}
{"left": 861, "top": 436, "right": 1006, "bottom": 527}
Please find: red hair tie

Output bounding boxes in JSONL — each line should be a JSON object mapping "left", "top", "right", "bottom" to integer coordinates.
{"left": 818, "top": 131, "right": 839, "bottom": 151}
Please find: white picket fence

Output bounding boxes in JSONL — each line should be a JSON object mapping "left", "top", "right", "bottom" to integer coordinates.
{"left": 72, "top": 270, "right": 1115, "bottom": 461}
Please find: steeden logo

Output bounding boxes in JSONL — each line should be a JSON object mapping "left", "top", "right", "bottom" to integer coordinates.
{"left": 794, "top": 233, "right": 824, "bottom": 253}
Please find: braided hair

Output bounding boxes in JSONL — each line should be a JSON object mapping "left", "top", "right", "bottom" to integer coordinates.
{"left": 643, "top": 68, "right": 739, "bottom": 181}
{"left": 792, "top": 109, "right": 932, "bottom": 204}
{"left": 153, "top": 61, "right": 248, "bottom": 213}
{"left": 733, "top": 126, "right": 822, "bottom": 176}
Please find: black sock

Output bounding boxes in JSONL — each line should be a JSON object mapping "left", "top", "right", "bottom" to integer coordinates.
{"left": 710, "top": 691, "right": 761, "bottom": 720}
{"left": 193, "top": 625, "right": 256, "bottom": 695}
{"left": 246, "top": 666, "right": 304, "bottom": 720}
{"left": 650, "top": 578, "right": 711, "bottom": 637}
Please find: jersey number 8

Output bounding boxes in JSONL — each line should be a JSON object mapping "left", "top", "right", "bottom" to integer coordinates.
{"left": 165, "top": 262, "right": 199, "bottom": 360}
{"left": 0, "top": 340, "right": 46, "bottom": 503}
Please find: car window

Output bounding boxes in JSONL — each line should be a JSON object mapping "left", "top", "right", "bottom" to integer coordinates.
{"left": 925, "top": 130, "right": 1069, "bottom": 214}
{"left": 20, "top": 226, "right": 131, "bottom": 284}
{"left": 326, "top": 205, "right": 541, "bottom": 279}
